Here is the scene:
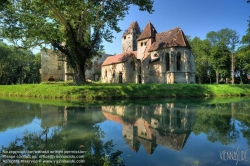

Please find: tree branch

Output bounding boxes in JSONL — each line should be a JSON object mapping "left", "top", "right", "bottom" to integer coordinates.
{"left": 96, "top": 0, "right": 105, "bottom": 22}
{"left": 41, "top": 0, "right": 71, "bottom": 31}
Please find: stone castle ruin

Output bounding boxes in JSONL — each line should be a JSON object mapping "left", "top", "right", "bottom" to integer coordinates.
{"left": 40, "top": 50, "right": 111, "bottom": 82}
{"left": 39, "top": 50, "right": 69, "bottom": 82}
{"left": 101, "top": 21, "right": 196, "bottom": 84}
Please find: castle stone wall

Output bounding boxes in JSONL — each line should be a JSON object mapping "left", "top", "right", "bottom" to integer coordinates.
{"left": 40, "top": 50, "right": 66, "bottom": 82}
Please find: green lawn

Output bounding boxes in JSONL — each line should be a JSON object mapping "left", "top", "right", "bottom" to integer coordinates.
{"left": 0, "top": 83, "right": 250, "bottom": 100}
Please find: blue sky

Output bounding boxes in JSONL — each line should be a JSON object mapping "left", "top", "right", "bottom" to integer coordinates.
{"left": 103, "top": 0, "right": 250, "bottom": 55}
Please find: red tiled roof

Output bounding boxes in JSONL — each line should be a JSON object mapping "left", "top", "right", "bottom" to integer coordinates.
{"left": 123, "top": 21, "right": 140, "bottom": 37}
{"left": 149, "top": 27, "right": 191, "bottom": 51}
{"left": 137, "top": 22, "right": 157, "bottom": 41}
{"left": 102, "top": 111, "right": 126, "bottom": 125}
{"left": 101, "top": 51, "right": 137, "bottom": 66}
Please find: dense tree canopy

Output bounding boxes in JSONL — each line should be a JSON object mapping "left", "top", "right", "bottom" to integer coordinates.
{"left": 0, "top": 0, "right": 154, "bottom": 85}
{"left": 209, "top": 42, "right": 231, "bottom": 84}
{"left": 189, "top": 37, "right": 213, "bottom": 84}
{"left": 234, "top": 23, "right": 250, "bottom": 84}
{"left": 0, "top": 41, "right": 41, "bottom": 84}
{"left": 190, "top": 27, "right": 249, "bottom": 84}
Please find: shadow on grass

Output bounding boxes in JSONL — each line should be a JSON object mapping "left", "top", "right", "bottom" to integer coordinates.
{"left": 66, "top": 83, "right": 216, "bottom": 101}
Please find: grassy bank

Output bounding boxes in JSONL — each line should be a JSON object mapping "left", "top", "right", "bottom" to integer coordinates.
{"left": 0, "top": 83, "right": 250, "bottom": 100}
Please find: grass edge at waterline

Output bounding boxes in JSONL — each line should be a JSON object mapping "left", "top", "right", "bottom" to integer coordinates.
{"left": 0, "top": 83, "right": 250, "bottom": 100}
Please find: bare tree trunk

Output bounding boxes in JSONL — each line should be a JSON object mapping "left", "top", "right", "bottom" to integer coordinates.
{"left": 216, "top": 71, "right": 219, "bottom": 84}
{"left": 231, "top": 53, "right": 235, "bottom": 84}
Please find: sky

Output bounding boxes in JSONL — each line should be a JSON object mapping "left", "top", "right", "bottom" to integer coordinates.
{"left": 102, "top": 0, "right": 250, "bottom": 55}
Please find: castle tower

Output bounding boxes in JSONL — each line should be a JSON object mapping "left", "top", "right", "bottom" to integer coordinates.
{"left": 122, "top": 21, "right": 141, "bottom": 53}
{"left": 136, "top": 21, "right": 157, "bottom": 60}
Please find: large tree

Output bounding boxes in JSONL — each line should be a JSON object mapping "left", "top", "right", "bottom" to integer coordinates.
{"left": 209, "top": 42, "right": 231, "bottom": 84}
{"left": 206, "top": 28, "right": 239, "bottom": 84}
{"left": 0, "top": 0, "right": 154, "bottom": 84}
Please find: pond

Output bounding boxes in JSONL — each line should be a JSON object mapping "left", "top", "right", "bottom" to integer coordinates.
{"left": 0, "top": 97, "right": 250, "bottom": 166}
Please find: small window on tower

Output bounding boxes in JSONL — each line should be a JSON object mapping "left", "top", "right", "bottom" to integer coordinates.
{"left": 124, "top": 36, "right": 126, "bottom": 40}
{"left": 141, "top": 42, "right": 143, "bottom": 47}
{"left": 58, "top": 63, "right": 62, "bottom": 70}
{"left": 144, "top": 42, "right": 147, "bottom": 46}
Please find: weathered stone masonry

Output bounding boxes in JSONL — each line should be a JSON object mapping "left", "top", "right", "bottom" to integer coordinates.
{"left": 40, "top": 50, "right": 112, "bottom": 82}
{"left": 101, "top": 21, "right": 196, "bottom": 84}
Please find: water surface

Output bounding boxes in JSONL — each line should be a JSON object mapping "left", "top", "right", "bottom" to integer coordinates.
{"left": 0, "top": 98, "right": 250, "bottom": 166}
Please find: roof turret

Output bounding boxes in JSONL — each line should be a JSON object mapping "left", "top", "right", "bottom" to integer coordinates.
{"left": 137, "top": 22, "right": 157, "bottom": 41}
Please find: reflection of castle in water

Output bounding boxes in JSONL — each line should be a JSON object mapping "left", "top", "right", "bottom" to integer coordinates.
{"left": 102, "top": 104, "right": 195, "bottom": 154}
{"left": 39, "top": 103, "right": 195, "bottom": 154}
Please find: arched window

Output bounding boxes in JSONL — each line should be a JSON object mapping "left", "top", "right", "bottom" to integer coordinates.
{"left": 166, "top": 53, "right": 170, "bottom": 71}
{"left": 177, "top": 52, "right": 181, "bottom": 71}
{"left": 105, "top": 70, "right": 107, "bottom": 77}
{"left": 119, "top": 72, "right": 122, "bottom": 83}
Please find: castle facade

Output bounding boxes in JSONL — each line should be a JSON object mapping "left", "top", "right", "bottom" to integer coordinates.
{"left": 101, "top": 21, "right": 196, "bottom": 84}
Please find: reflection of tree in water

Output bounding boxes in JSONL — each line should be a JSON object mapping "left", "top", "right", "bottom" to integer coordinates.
{"left": 240, "top": 123, "right": 250, "bottom": 148}
{"left": 233, "top": 101, "right": 250, "bottom": 148}
{"left": 1, "top": 106, "right": 125, "bottom": 166}
{"left": 1, "top": 127, "right": 64, "bottom": 151}
{"left": 0, "top": 100, "right": 41, "bottom": 131}
{"left": 192, "top": 102, "right": 250, "bottom": 146}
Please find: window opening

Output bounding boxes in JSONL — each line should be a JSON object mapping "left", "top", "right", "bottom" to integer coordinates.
{"left": 177, "top": 52, "right": 181, "bottom": 71}
{"left": 166, "top": 53, "right": 170, "bottom": 71}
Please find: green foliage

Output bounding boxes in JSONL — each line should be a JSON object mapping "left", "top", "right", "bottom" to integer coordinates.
{"left": 190, "top": 37, "right": 214, "bottom": 84}
{"left": 206, "top": 28, "right": 240, "bottom": 84}
{"left": 194, "top": 160, "right": 199, "bottom": 166}
{"left": 241, "top": 23, "right": 250, "bottom": 45}
{"left": 0, "top": 99, "right": 41, "bottom": 131}
{"left": 234, "top": 23, "right": 250, "bottom": 83}
{"left": 206, "top": 28, "right": 239, "bottom": 51}
{"left": 0, "top": 42, "right": 41, "bottom": 84}
{"left": 235, "top": 45, "right": 250, "bottom": 84}
{"left": 209, "top": 42, "right": 231, "bottom": 83}
{"left": 191, "top": 28, "right": 240, "bottom": 84}
{"left": 0, "top": 0, "right": 154, "bottom": 84}
{"left": 192, "top": 100, "right": 250, "bottom": 147}
{"left": 101, "top": 151, "right": 124, "bottom": 166}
